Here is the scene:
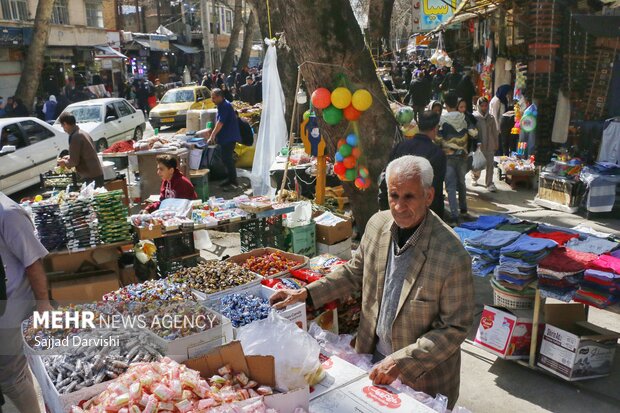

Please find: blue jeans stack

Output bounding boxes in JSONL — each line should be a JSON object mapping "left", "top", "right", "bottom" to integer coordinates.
{"left": 495, "top": 234, "right": 558, "bottom": 290}
{"left": 464, "top": 229, "right": 521, "bottom": 277}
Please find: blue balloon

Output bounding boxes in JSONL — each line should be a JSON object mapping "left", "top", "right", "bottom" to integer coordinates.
{"left": 346, "top": 134, "right": 358, "bottom": 147}
{"left": 335, "top": 152, "right": 344, "bottom": 162}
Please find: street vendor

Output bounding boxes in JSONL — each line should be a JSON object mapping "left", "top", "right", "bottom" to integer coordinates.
{"left": 144, "top": 154, "right": 197, "bottom": 213}
{"left": 271, "top": 155, "right": 474, "bottom": 408}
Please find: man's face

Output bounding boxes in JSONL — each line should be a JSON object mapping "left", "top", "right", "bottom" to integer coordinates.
{"left": 388, "top": 175, "right": 433, "bottom": 229}
{"left": 60, "top": 122, "right": 73, "bottom": 134}
{"left": 247, "top": 78, "right": 253, "bottom": 85}
{"left": 156, "top": 163, "right": 175, "bottom": 181}
{"left": 212, "top": 94, "right": 223, "bottom": 105}
{"left": 479, "top": 101, "right": 489, "bottom": 115}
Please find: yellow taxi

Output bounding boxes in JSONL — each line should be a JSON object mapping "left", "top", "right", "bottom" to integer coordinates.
{"left": 149, "top": 86, "right": 215, "bottom": 128}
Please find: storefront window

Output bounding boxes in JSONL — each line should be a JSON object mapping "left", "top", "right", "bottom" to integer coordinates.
{"left": 85, "top": 1, "right": 103, "bottom": 28}
{"left": 225, "top": 9, "right": 232, "bottom": 34}
{"left": 51, "top": 0, "right": 69, "bottom": 25}
{"left": 0, "top": 0, "right": 29, "bottom": 20}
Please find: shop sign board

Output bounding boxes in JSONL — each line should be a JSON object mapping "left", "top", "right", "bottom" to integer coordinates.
{"left": 420, "top": 0, "right": 458, "bottom": 31}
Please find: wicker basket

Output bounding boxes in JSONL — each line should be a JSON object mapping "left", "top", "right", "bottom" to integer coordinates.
{"left": 491, "top": 279, "right": 535, "bottom": 310}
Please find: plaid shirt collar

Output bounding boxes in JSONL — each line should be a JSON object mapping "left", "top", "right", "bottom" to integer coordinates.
{"left": 390, "top": 213, "right": 428, "bottom": 256}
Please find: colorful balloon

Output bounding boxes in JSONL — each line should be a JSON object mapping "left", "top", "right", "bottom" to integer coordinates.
{"left": 351, "top": 147, "right": 362, "bottom": 159}
{"left": 322, "top": 105, "right": 343, "bottom": 125}
{"left": 346, "top": 134, "right": 358, "bottom": 147}
{"left": 358, "top": 166, "right": 369, "bottom": 179}
{"left": 311, "top": 88, "right": 331, "bottom": 109}
{"left": 344, "top": 168, "right": 357, "bottom": 181}
{"left": 335, "top": 152, "right": 344, "bottom": 163}
{"left": 343, "top": 105, "right": 362, "bottom": 121}
{"left": 303, "top": 110, "right": 312, "bottom": 120}
{"left": 331, "top": 87, "right": 352, "bottom": 109}
{"left": 396, "top": 106, "right": 414, "bottom": 125}
{"left": 343, "top": 156, "right": 357, "bottom": 169}
{"left": 339, "top": 143, "right": 352, "bottom": 157}
{"left": 337, "top": 138, "right": 346, "bottom": 149}
{"left": 334, "top": 162, "right": 346, "bottom": 176}
{"left": 355, "top": 177, "right": 366, "bottom": 189}
{"left": 352, "top": 89, "right": 373, "bottom": 111}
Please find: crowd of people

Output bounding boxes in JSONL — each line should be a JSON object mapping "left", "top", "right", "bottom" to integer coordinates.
{"left": 377, "top": 58, "right": 531, "bottom": 226}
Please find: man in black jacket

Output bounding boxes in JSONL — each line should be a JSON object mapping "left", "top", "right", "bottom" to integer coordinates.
{"left": 404, "top": 70, "right": 432, "bottom": 122}
{"left": 379, "top": 111, "right": 446, "bottom": 218}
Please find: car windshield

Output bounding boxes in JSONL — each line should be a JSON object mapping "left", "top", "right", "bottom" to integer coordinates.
{"left": 65, "top": 106, "right": 102, "bottom": 123}
{"left": 161, "top": 90, "right": 195, "bottom": 103}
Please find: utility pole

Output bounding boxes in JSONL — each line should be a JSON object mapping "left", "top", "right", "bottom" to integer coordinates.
{"left": 201, "top": 0, "right": 213, "bottom": 72}
{"left": 156, "top": 0, "right": 161, "bottom": 27}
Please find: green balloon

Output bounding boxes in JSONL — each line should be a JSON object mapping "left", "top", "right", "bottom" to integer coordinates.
{"left": 345, "top": 168, "right": 357, "bottom": 181}
{"left": 322, "top": 105, "right": 343, "bottom": 125}
{"left": 303, "top": 110, "right": 312, "bottom": 120}
{"left": 339, "top": 143, "right": 352, "bottom": 157}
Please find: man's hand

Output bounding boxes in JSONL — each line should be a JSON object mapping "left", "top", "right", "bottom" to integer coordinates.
{"left": 369, "top": 356, "right": 400, "bottom": 386}
{"left": 36, "top": 301, "right": 54, "bottom": 313}
{"left": 269, "top": 288, "right": 308, "bottom": 310}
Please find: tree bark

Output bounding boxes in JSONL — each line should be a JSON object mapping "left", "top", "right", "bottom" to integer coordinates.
{"left": 237, "top": 9, "right": 257, "bottom": 69}
{"left": 367, "top": 0, "right": 395, "bottom": 58}
{"left": 271, "top": 0, "right": 398, "bottom": 232}
{"left": 14, "top": 0, "right": 55, "bottom": 110}
{"left": 220, "top": 0, "right": 244, "bottom": 73}
{"left": 251, "top": 0, "right": 299, "bottom": 129}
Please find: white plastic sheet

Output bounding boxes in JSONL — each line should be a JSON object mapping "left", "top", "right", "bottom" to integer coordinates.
{"left": 251, "top": 38, "right": 288, "bottom": 196}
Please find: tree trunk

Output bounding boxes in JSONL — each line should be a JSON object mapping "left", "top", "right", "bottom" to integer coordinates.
{"left": 251, "top": 0, "right": 299, "bottom": 129}
{"left": 14, "top": 0, "right": 55, "bottom": 110}
{"left": 271, "top": 0, "right": 398, "bottom": 231}
{"left": 237, "top": 9, "right": 257, "bottom": 69}
{"left": 220, "top": 0, "right": 244, "bottom": 73}
{"left": 367, "top": 0, "right": 395, "bottom": 58}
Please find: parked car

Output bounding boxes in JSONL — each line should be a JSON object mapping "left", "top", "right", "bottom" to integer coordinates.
{"left": 53, "top": 98, "right": 146, "bottom": 152}
{"left": 0, "top": 117, "right": 68, "bottom": 195}
{"left": 149, "top": 86, "right": 215, "bottom": 129}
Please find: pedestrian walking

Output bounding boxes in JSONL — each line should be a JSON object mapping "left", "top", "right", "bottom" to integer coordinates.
{"left": 472, "top": 97, "right": 499, "bottom": 191}
{"left": 42, "top": 95, "right": 58, "bottom": 122}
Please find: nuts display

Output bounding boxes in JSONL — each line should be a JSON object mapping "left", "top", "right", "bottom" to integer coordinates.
{"left": 168, "top": 261, "right": 259, "bottom": 295}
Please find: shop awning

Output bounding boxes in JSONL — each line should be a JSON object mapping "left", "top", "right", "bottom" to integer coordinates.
{"left": 94, "top": 45, "right": 127, "bottom": 59}
{"left": 132, "top": 38, "right": 170, "bottom": 52}
{"left": 172, "top": 43, "right": 201, "bottom": 54}
{"left": 427, "top": 0, "right": 504, "bottom": 33}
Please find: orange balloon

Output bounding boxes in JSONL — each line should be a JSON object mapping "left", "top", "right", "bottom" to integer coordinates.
{"left": 343, "top": 156, "right": 357, "bottom": 169}
{"left": 337, "top": 138, "right": 346, "bottom": 149}
{"left": 351, "top": 147, "right": 362, "bottom": 159}
{"left": 343, "top": 105, "right": 362, "bottom": 121}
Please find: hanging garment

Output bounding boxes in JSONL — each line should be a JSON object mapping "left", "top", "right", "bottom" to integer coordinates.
{"left": 551, "top": 90, "right": 570, "bottom": 144}
{"left": 598, "top": 120, "right": 620, "bottom": 164}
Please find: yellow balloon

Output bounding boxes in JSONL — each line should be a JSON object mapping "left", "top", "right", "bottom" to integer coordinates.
{"left": 330, "top": 87, "right": 352, "bottom": 109}
{"left": 352, "top": 89, "right": 373, "bottom": 111}
{"left": 34, "top": 195, "right": 43, "bottom": 202}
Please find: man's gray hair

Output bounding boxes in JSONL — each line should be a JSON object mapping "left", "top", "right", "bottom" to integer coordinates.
{"left": 385, "top": 155, "right": 434, "bottom": 189}
{"left": 211, "top": 88, "right": 223, "bottom": 97}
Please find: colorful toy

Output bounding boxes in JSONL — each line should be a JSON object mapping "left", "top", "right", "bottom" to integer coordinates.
{"left": 352, "top": 89, "right": 373, "bottom": 111}
{"left": 330, "top": 87, "right": 352, "bottom": 109}
{"left": 322, "top": 105, "right": 343, "bottom": 125}
{"left": 311, "top": 88, "right": 331, "bottom": 109}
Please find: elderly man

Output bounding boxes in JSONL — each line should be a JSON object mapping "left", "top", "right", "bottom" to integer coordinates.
{"left": 271, "top": 156, "right": 474, "bottom": 407}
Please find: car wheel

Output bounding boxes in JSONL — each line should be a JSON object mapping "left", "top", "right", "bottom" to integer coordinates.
{"left": 133, "top": 127, "right": 143, "bottom": 141}
{"left": 96, "top": 138, "right": 108, "bottom": 152}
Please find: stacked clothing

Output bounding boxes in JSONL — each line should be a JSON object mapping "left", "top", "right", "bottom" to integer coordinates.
{"left": 574, "top": 255, "right": 620, "bottom": 308}
{"left": 529, "top": 231, "right": 580, "bottom": 246}
{"left": 495, "top": 221, "right": 538, "bottom": 234}
{"left": 453, "top": 227, "right": 484, "bottom": 243}
{"left": 565, "top": 236, "right": 618, "bottom": 255}
{"left": 495, "top": 235, "right": 557, "bottom": 290}
{"left": 537, "top": 248, "right": 598, "bottom": 302}
{"left": 460, "top": 215, "right": 508, "bottom": 231}
{"left": 465, "top": 230, "right": 521, "bottom": 277}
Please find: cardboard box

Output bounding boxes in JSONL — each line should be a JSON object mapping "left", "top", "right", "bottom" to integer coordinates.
{"left": 474, "top": 305, "right": 542, "bottom": 359}
{"left": 309, "top": 376, "right": 437, "bottom": 413}
{"left": 149, "top": 309, "right": 234, "bottom": 363}
{"left": 314, "top": 213, "right": 352, "bottom": 245}
{"left": 184, "top": 341, "right": 310, "bottom": 412}
{"left": 537, "top": 303, "right": 620, "bottom": 381}
{"left": 316, "top": 238, "right": 352, "bottom": 260}
{"left": 49, "top": 270, "right": 120, "bottom": 302}
{"left": 226, "top": 247, "right": 309, "bottom": 279}
{"left": 134, "top": 224, "right": 163, "bottom": 240}
{"left": 309, "top": 354, "right": 366, "bottom": 400}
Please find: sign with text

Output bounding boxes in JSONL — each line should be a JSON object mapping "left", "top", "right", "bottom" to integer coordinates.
{"left": 420, "top": 0, "right": 458, "bottom": 31}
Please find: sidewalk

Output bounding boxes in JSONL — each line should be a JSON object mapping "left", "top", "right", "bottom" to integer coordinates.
{"left": 457, "top": 168, "right": 620, "bottom": 413}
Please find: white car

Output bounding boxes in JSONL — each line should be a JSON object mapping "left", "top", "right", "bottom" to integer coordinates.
{"left": 53, "top": 98, "right": 146, "bottom": 152}
{"left": 0, "top": 117, "right": 68, "bottom": 195}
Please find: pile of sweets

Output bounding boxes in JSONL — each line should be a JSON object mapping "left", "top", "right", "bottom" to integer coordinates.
{"left": 44, "top": 329, "right": 164, "bottom": 394}
{"left": 242, "top": 252, "right": 300, "bottom": 277}
{"left": 145, "top": 302, "right": 222, "bottom": 341}
{"left": 103, "top": 279, "right": 194, "bottom": 302}
{"left": 217, "top": 293, "right": 271, "bottom": 328}
{"left": 169, "top": 261, "right": 258, "bottom": 295}
{"left": 32, "top": 201, "right": 66, "bottom": 251}
{"left": 93, "top": 190, "right": 132, "bottom": 243}
{"left": 72, "top": 359, "right": 286, "bottom": 413}
{"left": 61, "top": 197, "right": 100, "bottom": 251}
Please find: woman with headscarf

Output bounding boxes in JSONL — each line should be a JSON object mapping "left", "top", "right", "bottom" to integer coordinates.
{"left": 489, "top": 85, "right": 512, "bottom": 132}
{"left": 456, "top": 74, "right": 476, "bottom": 113}
{"left": 43, "top": 95, "right": 58, "bottom": 122}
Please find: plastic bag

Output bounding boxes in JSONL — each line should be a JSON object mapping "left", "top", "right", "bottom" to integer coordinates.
{"left": 308, "top": 324, "right": 373, "bottom": 371}
{"left": 391, "top": 379, "right": 448, "bottom": 412}
{"left": 237, "top": 311, "right": 324, "bottom": 392}
{"left": 471, "top": 147, "right": 486, "bottom": 171}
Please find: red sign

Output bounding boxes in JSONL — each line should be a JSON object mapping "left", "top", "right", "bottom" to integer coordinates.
{"left": 481, "top": 314, "right": 495, "bottom": 330}
{"left": 362, "top": 386, "right": 402, "bottom": 409}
